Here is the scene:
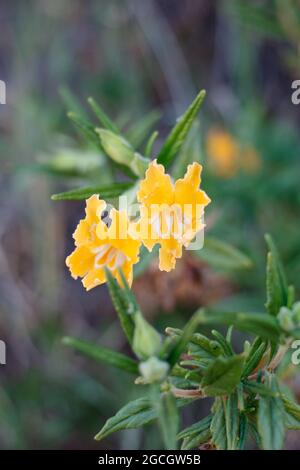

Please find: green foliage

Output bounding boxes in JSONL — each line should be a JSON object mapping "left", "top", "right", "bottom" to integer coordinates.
{"left": 156, "top": 89, "right": 206, "bottom": 168}
{"left": 157, "top": 391, "right": 179, "bottom": 450}
{"left": 104, "top": 268, "right": 137, "bottom": 344}
{"left": 51, "top": 182, "right": 133, "bottom": 201}
{"left": 178, "top": 415, "right": 212, "bottom": 450}
{"left": 62, "top": 337, "right": 139, "bottom": 375}
{"left": 56, "top": 94, "right": 300, "bottom": 450}
{"left": 265, "top": 233, "right": 288, "bottom": 315}
{"left": 201, "top": 356, "right": 244, "bottom": 396}
{"left": 62, "top": 231, "right": 300, "bottom": 450}
{"left": 257, "top": 374, "right": 285, "bottom": 449}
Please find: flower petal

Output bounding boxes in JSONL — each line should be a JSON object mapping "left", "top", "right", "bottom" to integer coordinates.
{"left": 137, "top": 159, "right": 174, "bottom": 207}
{"left": 66, "top": 245, "right": 94, "bottom": 279}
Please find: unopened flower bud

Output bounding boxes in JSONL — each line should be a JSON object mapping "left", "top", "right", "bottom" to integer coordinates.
{"left": 132, "top": 312, "right": 162, "bottom": 359}
{"left": 139, "top": 356, "right": 169, "bottom": 383}
{"left": 97, "top": 129, "right": 135, "bottom": 166}
{"left": 278, "top": 306, "right": 294, "bottom": 332}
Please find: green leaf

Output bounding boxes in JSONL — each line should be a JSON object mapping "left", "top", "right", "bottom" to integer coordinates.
{"left": 62, "top": 336, "right": 139, "bottom": 374}
{"left": 197, "top": 236, "right": 253, "bottom": 270}
{"left": 257, "top": 374, "right": 285, "bottom": 449}
{"left": 178, "top": 415, "right": 212, "bottom": 440}
{"left": 265, "top": 234, "right": 288, "bottom": 315}
{"left": 243, "top": 380, "right": 278, "bottom": 397}
{"left": 211, "top": 329, "right": 234, "bottom": 356}
{"left": 51, "top": 182, "right": 133, "bottom": 201}
{"left": 166, "top": 309, "right": 206, "bottom": 368}
{"left": 210, "top": 397, "right": 227, "bottom": 449}
{"left": 94, "top": 397, "right": 156, "bottom": 441}
{"left": 144, "top": 130, "right": 159, "bottom": 158}
{"left": 242, "top": 340, "right": 268, "bottom": 378}
{"left": 67, "top": 112, "right": 100, "bottom": 148}
{"left": 238, "top": 414, "right": 248, "bottom": 449}
{"left": 105, "top": 268, "right": 137, "bottom": 345}
{"left": 87, "top": 97, "right": 119, "bottom": 133}
{"left": 181, "top": 429, "right": 211, "bottom": 450}
{"left": 211, "top": 394, "right": 241, "bottom": 450}
{"left": 172, "top": 120, "right": 202, "bottom": 180}
{"left": 281, "top": 395, "right": 300, "bottom": 428}
{"left": 195, "top": 309, "right": 281, "bottom": 342}
{"left": 285, "top": 412, "right": 300, "bottom": 430}
{"left": 156, "top": 89, "right": 206, "bottom": 168}
{"left": 201, "top": 355, "right": 244, "bottom": 396}
{"left": 179, "top": 415, "right": 212, "bottom": 448}
{"left": 60, "top": 87, "right": 88, "bottom": 118}
{"left": 95, "top": 396, "right": 194, "bottom": 441}
{"left": 225, "top": 392, "right": 240, "bottom": 449}
{"left": 157, "top": 391, "right": 179, "bottom": 450}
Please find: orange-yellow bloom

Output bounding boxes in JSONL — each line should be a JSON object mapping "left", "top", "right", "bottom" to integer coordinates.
{"left": 137, "top": 160, "right": 210, "bottom": 272}
{"left": 206, "top": 128, "right": 239, "bottom": 178}
{"left": 66, "top": 195, "right": 141, "bottom": 290}
{"left": 206, "top": 128, "right": 261, "bottom": 178}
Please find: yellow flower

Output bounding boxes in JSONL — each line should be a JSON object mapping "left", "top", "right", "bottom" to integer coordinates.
{"left": 206, "top": 128, "right": 261, "bottom": 178}
{"left": 137, "top": 160, "right": 210, "bottom": 272}
{"left": 66, "top": 195, "right": 141, "bottom": 290}
{"left": 206, "top": 128, "right": 239, "bottom": 178}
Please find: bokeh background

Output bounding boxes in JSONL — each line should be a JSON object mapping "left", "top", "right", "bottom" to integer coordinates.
{"left": 0, "top": 0, "right": 300, "bottom": 449}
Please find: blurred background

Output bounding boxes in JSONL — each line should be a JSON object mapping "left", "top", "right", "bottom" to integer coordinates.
{"left": 0, "top": 0, "right": 300, "bottom": 449}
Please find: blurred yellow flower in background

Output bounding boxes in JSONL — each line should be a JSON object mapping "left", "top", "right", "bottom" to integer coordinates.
{"left": 66, "top": 195, "right": 141, "bottom": 289}
{"left": 206, "top": 128, "right": 261, "bottom": 178}
{"left": 137, "top": 160, "right": 210, "bottom": 272}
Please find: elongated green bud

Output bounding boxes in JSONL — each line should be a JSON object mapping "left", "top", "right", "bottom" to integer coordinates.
{"left": 97, "top": 129, "right": 135, "bottom": 165}
{"left": 132, "top": 312, "right": 162, "bottom": 359}
{"left": 96, "top": 129, "right": 148, "bottom": 177}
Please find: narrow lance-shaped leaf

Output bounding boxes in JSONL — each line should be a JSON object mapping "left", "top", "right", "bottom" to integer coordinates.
{"left": 104, "top": 268, "right": 136, "bottom": 345}
{"left": 60, "top": 87, "right": 89, "bottom": 118}
{"left": 210, "top": 397, "right": 227, "bottom": 449}
{"left": 51, "top": 182, "right": 133, "bottom": 201}
{"left": 281, "top": 394, "right": 300, "bottom": 429}
{"left": 242, "top": 340, "right": 268, "bottom": 379}
{"left": 156, "top": 89, "right": 206, "bottom": 168}
{"left": 257, "top": 373, "right": 285, "bottom": 449}
{"left": 265, "top": 233, "right": 288, "bottom": 315}
{"left": 87, "top": 97, "right": 120, "bottom": 133}
{"left": 166, "top": 309, "right": 206, "bottom": 367}
{"left": 178, "top": 415, "right": 212, "bottom": 450}
{"left": 95, "top": 396, "right": 194, "bottom": 441}
{"left": 225, "top": 392, "right": 240, "bottom": 450}
{"left": 67, "top": 112, "right": 101, "bottom": 148}
{"left": 144, "top": 130, "right": 159, "bottom": 158}
{"left": 62, "top": 336, "right": 139, "bottom": 375}
{"left": 157, "top": 391, "right": 179, "bottom": 450}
